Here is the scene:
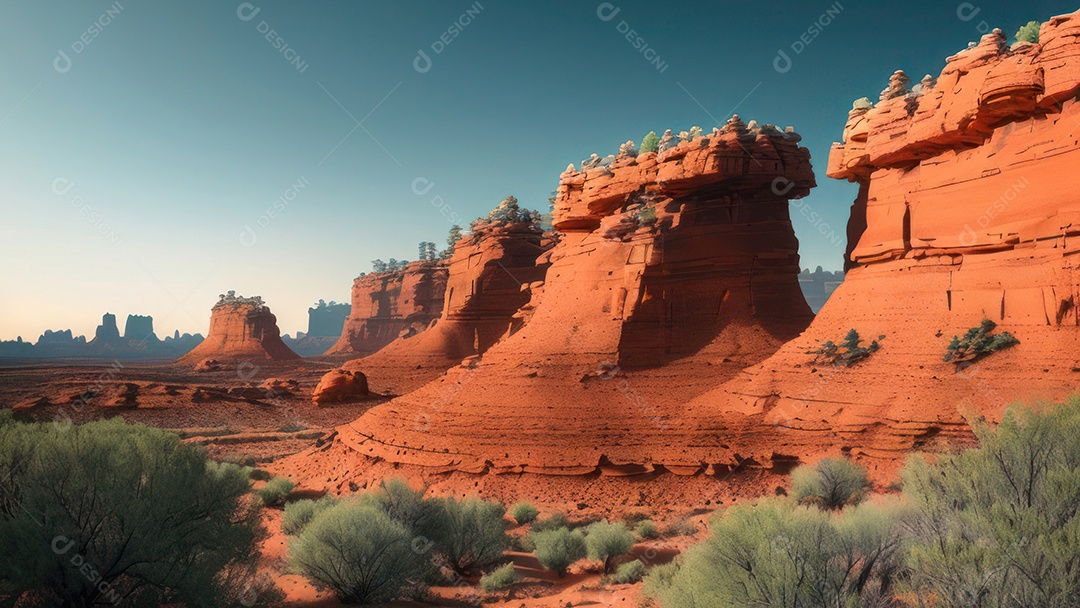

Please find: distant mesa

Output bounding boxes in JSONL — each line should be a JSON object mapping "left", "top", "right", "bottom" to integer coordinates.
{"left": 282, "top": 300, "right": 351, "bottom": 357}
{"left": 178, "top": 291, "right": 300, "bottom": 364}
{"left": 799, "top": 267, "right": 844, "bottom": 313}
{"left": 0, "top": 313, "right": 202, "bottom": 360}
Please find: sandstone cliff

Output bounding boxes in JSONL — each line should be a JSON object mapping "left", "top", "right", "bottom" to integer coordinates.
{"left": 341, "top": 202, "right": 552, "bottom": 394}
{"left": 178, "top": 293, "right": 299, "bottom": 364}
{"left": 691, "top": 12, "right": 1080, "bottom": 469}
{"left": 332, "top": 118, "right": 816, "bottom": 475}
{"left": 325, "top": 260, "right": 448, "bottom": 356}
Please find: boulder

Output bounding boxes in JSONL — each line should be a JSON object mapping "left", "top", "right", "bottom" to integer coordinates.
{"left": 312, "top": 369, "right": 369, "bottom": 405}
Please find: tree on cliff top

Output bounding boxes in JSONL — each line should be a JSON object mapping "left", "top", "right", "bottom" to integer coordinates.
{"left": 1016, "top": 20, "right": 1040, "bottom": 43}
{"left": 639, "top": 131, "right": 660, "bottom": 154}
{"left": 442, "top": 225, "right": 463, "bottom": 258}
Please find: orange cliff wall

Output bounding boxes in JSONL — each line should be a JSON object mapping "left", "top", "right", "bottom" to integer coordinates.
{"left": 330, "top": 119, "right": 817, "bottom": 475}
{"left": 691, "top": 12, "right": 1080, "bottom": 470}
{"left": 178, "top": 297, "right": 299, "bottom": 364}
{"left": 325, "top": 260, "right": 448, "bottom": 356}
{"left": 343, "top": 220, "right": 551, "bottom": 395}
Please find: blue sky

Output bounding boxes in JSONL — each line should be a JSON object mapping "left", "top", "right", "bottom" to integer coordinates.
{"left": 1, "top": 0, "right": 1074, "bottom": 340}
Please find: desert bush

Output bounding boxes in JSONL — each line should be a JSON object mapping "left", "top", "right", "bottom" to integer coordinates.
{"left": 637, "top": 206, "right": 657, "bottom": 225}
{"left": 1016, "top": 20, "right": 1041, "bottom": 43}
{"left": 358, "top": 477, "right": 435, "bottom": 533}
{"left": 613, "top": 559, "right": 647, "bottom": 584}
{"left": 0, "top": 417, "right": 271, "bottom": 607}
{"left": 479, "top": 562, "right": 518, "bottom": 592}
{"left": 635, "top": 520, "right": 659, "bottom": 540}
{"left": 256, "top": 476, "right": 294, "bottom": 506}
{"left": 639, "top": 131, "right": 660, "bottom": 154}
{"left": 643, "top": 499, "right": 905, "bottom": 608}
{"left": 585, "top": 521, "right": 636, "bottom": 572}
{"left": 282, "top": 495, "right": 337, "bottom": 536}
{"left": 810, "top": 329, "right": 881, "bottom": 367}
{"left": 902, "top": 398, "right": 1080, "bottom": 607}
{"left": 532, "top": 527, "right": 587, "bottom": 577}
{"left": 662, "top": 517, "right": 698, "bottom": 537}
{"left": 510, "top": 501, "right": 539, "bottom": 525}
{"left": 944, "top": 318, "right": 1019, "bottom": 365}
{"left": 531, "top": 511, "right": 570, "bottom": 533}
{"left": 427, "top": 496, "right": 510, "bottom": 574}
{"left": 290, "top": 504, "right": 425, "bottom": 604}
{"left": 791, "top": 457, "right": 870, "bottom": 510}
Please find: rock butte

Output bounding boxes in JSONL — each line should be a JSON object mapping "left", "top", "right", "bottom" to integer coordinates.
{"left": 690, "top": 12, "right": 1080, "bottom": 470}
{"left": 178, "top": 296, "right": 299, "bottom": 364}
{"left": 325, "top": 260, "right": 448, "bottom": 357}
{"left": 341, "top": 219, "right": 552, "bottom": 395}
{"left": 328, "top": 116, "right": 816, "bottom": 476}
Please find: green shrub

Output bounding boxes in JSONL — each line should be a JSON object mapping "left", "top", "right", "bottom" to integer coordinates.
{"left": 643, "top": 500, "right": 904, "bottom": 608}
{"left": 282, "top": 495, "right": 337, "bottom": 535}
{"left": 532, "top": 527, "right": 587, "bottom": 577}
{"left": 613, "top": 559, "right": 647, "bottom": 584}
{"left": 1016, "top": 20, "right": 1040, "bottom": 43}
{"left": 585, "top": 521, "right": 636, "bottom": 572}
{"left": 358, "top": 477, "right": 435, "bottom": 533}
{"left": 531, "top": 511, "right": 570, "bottom": 533}
{"left": 635, "top": 520, "right": 659, "bottom": 539}
{"left": 639, "top": 131, "right": 660, "bottom": 154}
{"left": 256, "top": 476, "right": 294, "bottom": 506}
{"left": 903, "top": 398, "right": 1080, "bottom": 607}
{"left": 944, "top": 318, "right": 1019, "bottom": 365}
{"left": 791, "top": 457, "right": 870, "bottom": 510}
{"left": 0, "top": 417, "right": 273, "bottom": 607}
{"left": 810, "top": 329, "right": 881, "bottom": 367}
{"left": 289, "top": 504, "right": 425, "bottom": 604}
{"left": 479, "top": 562, "right": 518, "bottom": 592}
{"left": 510, "top": 501, "right": 539, "bottom": 525}
{"left": 427, "top": 496, "right": 510, "bottom": 574}
{"left": 662, "top": 517, "right": 698, "bottom": 537}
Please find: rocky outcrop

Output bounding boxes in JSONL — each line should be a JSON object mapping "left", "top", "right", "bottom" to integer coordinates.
{"left": 308, "top": 301, "right": 351, "bottom": 338}
{"left": 312, "top": 368, "right": 369, "bottom": 405}
{"left": 343, "top": 201, "right": 552, "bottom": 394}
{"left": 0, "top": 316, "right": 201, "bottom": 360}
{"left": 325, "top": 261, "right": 448, "bottom": 356}
{"left": 333, "top": 118, "right": 816, "bottom": 474}
{"left": 91, "top": 313, "right": 121, "bottom": 345}
{"left": 123, "top": 314, "right": 157, "bottom": 343}
{"left": 178, "top": 293, "right": 299, "bottom": 364}
{"left": 689, "top": 12, "right": 1080, "bottom": 469}
{"left": 799, "top": 267, "right": 844, "bottom": 313}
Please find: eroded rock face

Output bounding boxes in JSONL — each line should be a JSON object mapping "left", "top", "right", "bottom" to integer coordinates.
{"left": 178, "top": 296, "right": 299, "bottom": 364}
{"left": 343, "top": 220, "right": 551, "bottom": 394}
{"left": 695, "top": 12, "right": 1080, "bottom": 470}
{"left": 334, "top": 118, "right": 816, "bottom": 474}
{"left": 325, "top": 261, "right": 448, "bottom": 356}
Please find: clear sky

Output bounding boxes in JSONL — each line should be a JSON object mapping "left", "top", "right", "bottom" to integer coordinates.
{"left": 1, "top": 1, "right": 1074, "bottom": 340}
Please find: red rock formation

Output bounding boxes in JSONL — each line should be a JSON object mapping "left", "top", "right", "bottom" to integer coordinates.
{"left": 331, "top": 118, "right": 816, "bottom": 474}
{"left": 343, "top": 207, "right": 552, "bottom": 394}
{"left": 178, "top": 294, "right": 299, "bottom": 364}
{"left": 689, "top": 12, "right": 1080, "bottom": 471}
{"left": 325, "top": 260, "right": 448, "bottom": 356}
{"left": 312, "top": 368, "right": 369, "bottom": 405}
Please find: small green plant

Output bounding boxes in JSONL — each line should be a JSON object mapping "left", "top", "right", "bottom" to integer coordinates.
{"left": 427, "top": 496, "right": 510, "bottom": 574}
{"left": 532, "top": 527, "right": 587, "bottom": 577}
{"left": 662, "top": 517, "right": 699, "bottom": 537}
{"left": 531, "top": 511, "right": 570, "bottom": 533}
{"left": 639, "top": 131, "right": 660, "bottom": 154}
{"left": 479, "top": 562, "right": 519, "bottom": 592}
{"left": 637, "top": 206, "right": 657, "bottom": 225}
{"left": 256, "top": 476, "right": 294, "bottom": 507}
{"left": 810, "top": 329, "right": 881, "bottom": 367}
{"left": 1016, "top": 20, "right": 1040, "bottom": 43}
{"left": 944, "top": 318, "right": 1019, "bottom": 365}
{"left": 613, "top": 559, "right": 647, "bottom": 584}
{"left": 511, "top": 501, "right": 539, "bottom": 525}
{"left": 282, "top": 495, "right": 337, "bottom": 535}
{"left": 688, "top": 125, "right": 703, "bottom": 139}
{"left": 585, "top": 521, "right": 636, "bottom": 573}
{"left": 635, "top": 520, "right": 659, "bottom": 540}
{"left": 791, "top": 457, "right": 870, "bottom": 510}
{"left": 289, "top": 504, "right": 426, "bottom": 604}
